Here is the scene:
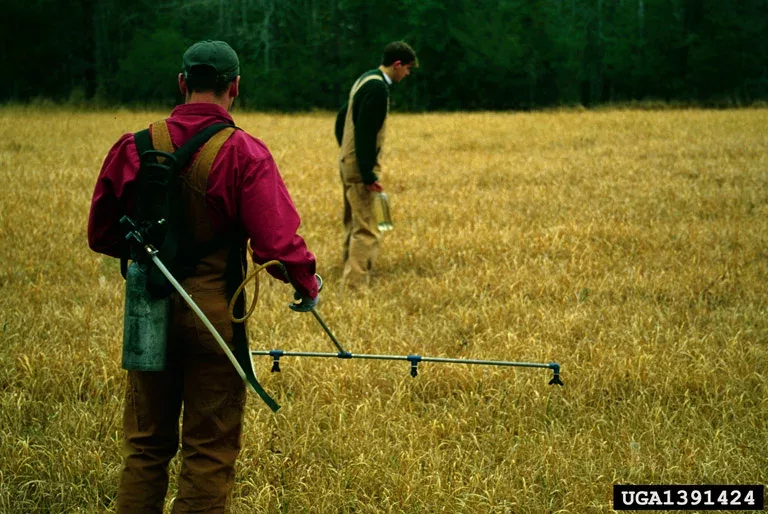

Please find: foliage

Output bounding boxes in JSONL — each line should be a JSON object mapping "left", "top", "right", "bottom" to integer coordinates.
{"left": 114, "top": 29, "right": 188, "bottom": 105}
{"left": 1, "top": 0, "right": 767, "bottom": 109}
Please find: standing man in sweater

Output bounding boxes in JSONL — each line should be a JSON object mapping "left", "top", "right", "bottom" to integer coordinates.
{"left": 335, "top": 41, "right": 418, "bottom": 290}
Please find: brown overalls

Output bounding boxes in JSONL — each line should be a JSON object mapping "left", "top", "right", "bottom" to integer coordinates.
{"left": 117, "top": 121, "right": 247, "bottom": 513}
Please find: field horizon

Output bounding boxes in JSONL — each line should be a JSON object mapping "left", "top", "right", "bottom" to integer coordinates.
{"left": 0, "top": 107, "right": 766, "bottom": 513}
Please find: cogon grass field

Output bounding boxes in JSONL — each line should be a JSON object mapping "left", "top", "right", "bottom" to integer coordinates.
{"left": 0, "top": 106, "right": 766, "bottom": 513}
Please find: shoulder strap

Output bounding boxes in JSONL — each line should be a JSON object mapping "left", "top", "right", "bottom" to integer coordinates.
{"left": 179, "top": 126, "right": 238, "bottom": 262}
{"left": 174, "top": 123, "right": 234, "bottom": 168}
{"left": 134, "top": 128, "right": 154, "bottom": 157}
{"left": 350, "top": 73, "right": 384, "bottom": 100}
{"left": 147, "top": 119, "right": 233, "bottom": 168}
{"left": 186, "top": 127, "right": 237, "bottom": 194}
{"left": 150, "top": 120, "right": 174, "bottom": 157}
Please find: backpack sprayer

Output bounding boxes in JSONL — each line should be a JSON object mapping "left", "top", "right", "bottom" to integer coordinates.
{"left": 119, "top": 122, "right": 562, "bottom": 414}
{"left": 121, "top": 216, "right": 562, "bottom": 414}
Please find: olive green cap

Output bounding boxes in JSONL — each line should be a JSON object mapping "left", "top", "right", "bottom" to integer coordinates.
{"left": 182, "top": 40, "right": 240, "bottom": 81}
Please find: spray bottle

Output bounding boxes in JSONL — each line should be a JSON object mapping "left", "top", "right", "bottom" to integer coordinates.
{"left": 373, "top": 192, "right": 394, "bottom": 231}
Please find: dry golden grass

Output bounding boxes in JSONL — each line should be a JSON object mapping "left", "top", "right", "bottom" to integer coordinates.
{"left": 0, "top": 106, "right": 766, "bottom": 513}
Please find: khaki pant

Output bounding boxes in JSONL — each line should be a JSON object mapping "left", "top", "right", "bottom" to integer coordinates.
{"left": 117, "top": 285, "right": 246, "bottom": 514}
{"left": 340, "top": 164, "right": 382, "bottom": 288}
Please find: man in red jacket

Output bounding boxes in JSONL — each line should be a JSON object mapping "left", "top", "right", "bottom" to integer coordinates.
{"left": 88, "top": 40, "right": 318, "bottom": 513}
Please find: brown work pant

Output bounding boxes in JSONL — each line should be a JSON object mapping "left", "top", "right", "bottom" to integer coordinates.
{"left": 341, "top": 170, "right": 381, "bottom": 288}
{"left": 117, "top": 287, "right": 246, "bottom": 514}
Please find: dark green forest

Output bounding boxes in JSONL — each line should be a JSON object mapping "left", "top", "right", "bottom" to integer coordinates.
{"left": 3, "top": 0, "right": 767, "bottom": 111}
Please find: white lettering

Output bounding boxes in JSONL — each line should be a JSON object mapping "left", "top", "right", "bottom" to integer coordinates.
{"left": 647, "top": 491, "right": 663, "bottom": 505}
{"left": 621, "top": 491, "right": 635, "bottom": 505}
{"left": 691, "top": 490, "right": 701, "bottom": 505}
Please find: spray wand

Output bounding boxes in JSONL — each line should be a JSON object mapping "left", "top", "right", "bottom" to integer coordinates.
{"left": 255, "top": 264, "right": 564, "bottom": 386}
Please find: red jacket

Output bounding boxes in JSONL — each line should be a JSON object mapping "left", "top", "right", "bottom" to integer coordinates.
{"left": 88, "top": 103, "right": 318, "bottom": 298}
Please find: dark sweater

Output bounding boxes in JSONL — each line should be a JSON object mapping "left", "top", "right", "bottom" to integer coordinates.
{"left": 335, "top": 69, "right": 389, "bottom": 184}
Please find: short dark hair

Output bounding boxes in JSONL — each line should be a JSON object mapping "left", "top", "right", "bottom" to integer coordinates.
{"left": 184, "top": 65, "right": 233, "bottom": 96}
{"left": 381, "top": 41, "right": 418, "bottom": 67}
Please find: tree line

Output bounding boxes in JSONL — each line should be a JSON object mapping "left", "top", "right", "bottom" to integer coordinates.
{"left": 3, "top": 0, "right": 766, "bottom": 111}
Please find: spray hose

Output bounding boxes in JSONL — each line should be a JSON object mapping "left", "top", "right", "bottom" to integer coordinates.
{"left": 227, "top": 256, "right": 283, "bottom": 323}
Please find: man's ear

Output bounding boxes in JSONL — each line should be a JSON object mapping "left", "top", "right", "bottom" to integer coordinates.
{"left": 229, "top": 76, "right": 240, "bottom": 99}
{"left": 392, "top": 60, "right": 402, "bottom": 69}
{"left": 178, "top": 73, "right": 188, "bottom": 96}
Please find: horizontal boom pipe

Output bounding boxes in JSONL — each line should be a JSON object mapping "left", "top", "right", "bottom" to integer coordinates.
{"left": 252, "top": 350, "right": 557, "bottom": 370}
